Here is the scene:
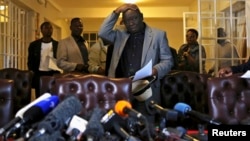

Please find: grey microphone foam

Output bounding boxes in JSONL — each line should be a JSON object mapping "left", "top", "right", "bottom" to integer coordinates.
{"left": 29, "top": 95, "right": 82, "bottom": 140}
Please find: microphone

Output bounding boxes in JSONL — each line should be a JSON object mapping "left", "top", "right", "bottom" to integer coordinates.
{"left": 113, "top": 123, "right": 141, "bottom": 141}
{"left": 65, "top": 115, "right": 88, "bottom": 141}
{"left": 176, "top": 126, "right": 199, "bottom": 141}
{"left": 114, "top": 100, "right": 145, "bottom": 120}
{"left": 15, "top": 93, "right": 52, "bottom": 118}
{"left": 83, "top": 107, "right": 105, "bottom": 141}
{"left": 148, "top": 100, "right": 178, "bottom": 121}
{"left": 100, "top": 109, "right": 138, "bottom": 140}
{"left": 174, "top": 102, "right": 221, "bottom": 125}
{"left": 26, "top": 130, "right": 65, "bottom": 141}
{"left": 29, "top": 95, "right": 82, "bottom": 140}
{"left": 114, "top": 100, "right": 153, "bottom": 141}
{"left": 0, "top": 93, "right": 51, "bottom": 135}
{"left": 5, "top": 95, "right": 59, "bottom": 137}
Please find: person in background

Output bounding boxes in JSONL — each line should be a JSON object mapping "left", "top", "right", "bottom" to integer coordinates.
{"left": 177, "top": 28, "right": 207, "bottom": 73}
{"left": 27, "top": 21, "right": 60, "bottom": 98}
{"left": 208, "top": 27, "right": 240, "bottom": 76}
{"left": 98, "top": 3, "right": 173, "bottom": 125}
{"left": 88, "top": 37, "right": 113, "bottom": 75}
{"left": 57, "top": 17, "right": 89, "bottom": 73}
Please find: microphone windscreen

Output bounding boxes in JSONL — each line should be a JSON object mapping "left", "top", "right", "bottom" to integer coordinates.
{"left": 15, "top": 93, "right": 51, "bottom": 118}
{"left": 176, "top": 126, "right": 187, "bottom": 137}
{"left": 84, "top": 107, "right": 105, "bottom": 139}
{"left": 100, "top": 109, "right": 127, "bottom": 132}
{"left": 28, "top": 130, "right": 64, "bottom": 141}
{"left": 33, "top": 95, "right": 59, "bottom": 114}
{"left": 114, "top": 100, "right": 132, "bottom": 117}
{"left": 36, "top": 95, "right": 82, "bottom": 134}
{"left": 22, "top": 106, "right": 44, "bottom": 123}
{"left": 174, "top": 102, "right": 191, "bottom": 115}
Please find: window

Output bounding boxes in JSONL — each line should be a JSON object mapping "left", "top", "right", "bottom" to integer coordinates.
{"left": 0, "top": 0, "right": 29, "bottom": 69}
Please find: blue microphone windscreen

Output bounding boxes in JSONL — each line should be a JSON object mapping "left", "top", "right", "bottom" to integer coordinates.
{"left": 173, "top": 102, "right": 191, "bottom": 115}
{"left": 34, "top": 95, "right": 60, "bottom": 114}
{"left": 37, "top": 95, "right": 82, "bottom": 133}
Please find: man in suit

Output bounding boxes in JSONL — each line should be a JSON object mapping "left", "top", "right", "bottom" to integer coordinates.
{"left": 57, "top": 17, "right": 89, "bottom": 73}
{"left": 98, "top": 4, "right": 173, "bottom": 124}
{"left": 27, "top": 21, "right": 59, "bottom": 98}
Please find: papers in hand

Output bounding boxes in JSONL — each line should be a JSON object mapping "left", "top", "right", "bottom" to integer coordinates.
{"left": 132, "top": 60, "right": 152, "bottom": 81}
{"left": 241, "top": 70, "right": 250, "bottom": 78}
{"left": 48, "top": 57, "right": 63, "bottom": 73}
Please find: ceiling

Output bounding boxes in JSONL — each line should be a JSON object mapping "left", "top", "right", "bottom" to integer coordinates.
{"left": 46, "top": 0, "right": 197, "bottom": 21}
{"left": 50, "top": 0, "right": 196, "bottom": 9}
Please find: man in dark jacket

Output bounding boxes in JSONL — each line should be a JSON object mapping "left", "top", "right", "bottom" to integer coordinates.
{"left": 27, "top": 21, "right": 59, "bottom": 98}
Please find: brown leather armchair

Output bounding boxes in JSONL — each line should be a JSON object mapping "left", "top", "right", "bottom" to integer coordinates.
{"left": 0, "top": 79, "right": 15, "bottom": 127}
{"left": 0, "top": 68, "right": 33, "bottom": 114}
{"left": 207, "top": 74, "right": 250, "bottom": 125}
{"left": 39, "top": 72, "right": 84, "bottom": 96}
{"left": 160, "top": 71, "right": 210, "bottom": 129}
{"left": 52, "top": 74, "right": 132, "bottom": 117}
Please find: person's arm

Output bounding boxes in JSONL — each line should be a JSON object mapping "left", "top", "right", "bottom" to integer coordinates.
{"left": 98, "top": 4, "right": 138, "bottom": 43}
{"left": 152, "top": 31, "right": 173, "bottom": 79}
{"left": 231, "top": 59, "right": 250, "bottom": 74}
{"left": 98, "top": 12, "right": 119, "bottom": 43}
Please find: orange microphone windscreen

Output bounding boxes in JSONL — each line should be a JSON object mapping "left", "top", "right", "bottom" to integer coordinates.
{"left": 114, "top": 100, "right": 132, "bottom": 117}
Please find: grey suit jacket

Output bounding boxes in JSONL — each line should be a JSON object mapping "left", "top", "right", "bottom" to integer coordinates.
{"left": 57, "top": 36, "right": 89, "bottom": 72}
{"left": 98, "top": 12, "right": 173, "bottom": 84}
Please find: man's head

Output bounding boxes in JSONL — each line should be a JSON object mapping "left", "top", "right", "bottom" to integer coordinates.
{"left": 217, "top": 27, "right": 227, "bottom": 44}
{"left": 122, "top": 4, "right": 144, "bottom": 34}
{"left": 186, "top": 28, "right": 198, "bottom": 45}
{"left": 70, "top": 17, "right": 83, "bottom": 37}
{"left": 40, "top": 21, "right": 53, "bottom": 38}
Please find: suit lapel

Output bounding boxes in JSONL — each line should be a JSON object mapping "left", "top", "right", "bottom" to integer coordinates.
{"left": 141, "top": 26, "right": 153, "bottom": 66}
{"left": 69, "top": 36, "right": 83, "bottom": 59}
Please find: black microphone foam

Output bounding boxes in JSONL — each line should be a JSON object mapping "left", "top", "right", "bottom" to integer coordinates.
{"left": 28, "top": 130, "right": 65, "bottom": 141}
{"left": 113, "top": 123, "right": 141, "bottom": 141}
{"left": 148, "top": 100, "right": 178, "bottom": 121}
{"left": 84, "top": 107, "right": 105, "bottom": 140}
{"left": 30, "top": 95, "right": 82, "bottom": 139}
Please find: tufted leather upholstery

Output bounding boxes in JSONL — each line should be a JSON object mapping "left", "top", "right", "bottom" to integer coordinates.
{"left": 160, "top": 71, "right": 210, "bottom": 129}
{"left": 39, "top": 72, "right": 84, "bottom": 96}
{"left": 161, "top": 71, "right": 209, "bottom": 112}
{"left": 0, "top": 68, "right": 33, "bottom": 113}
{"left": 207, "top": 74, "right": 250, "bottom": 125}
{"left": 53, "top": 74, "right": 132, "bottom": 117}
{"left": 0, "top": 79, "right": 14, "bottom": 127}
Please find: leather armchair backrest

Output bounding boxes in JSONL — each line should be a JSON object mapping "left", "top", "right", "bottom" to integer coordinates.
{"left": 0, "top": 68, "right": 33, "bottom": 113}
{"left": 161, "top": 71, "right": 209, "bottom": 112}
{"left": 0, "top": 79, "right": 14, "bottom": 127}
{"left": 39, "top": 72, "right": 85, "bottom": 96}
{"left": 54, "top": 74, "right": 132, "bottom": 117}
{"left": 207, "top": 75, "right": 250, "bottom": 124}
{"left": 160, "top": 71, "right": 209, "bottom": 129}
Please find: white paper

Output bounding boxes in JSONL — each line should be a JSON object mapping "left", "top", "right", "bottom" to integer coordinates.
{"left": 132, "top": 60, "right": 152, "bottom": 81}
{"left": 241, "top": 70, "right": 250, "bottom": 78}
{"left": 48, "top": 57, "right": 63, "bottom": 73}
